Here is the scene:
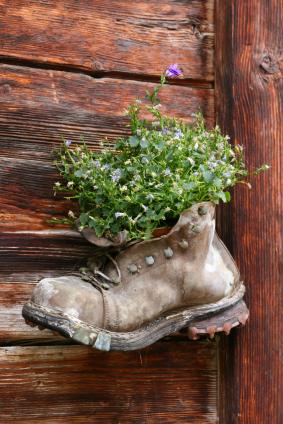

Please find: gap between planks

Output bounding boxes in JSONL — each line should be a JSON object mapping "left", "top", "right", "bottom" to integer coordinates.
{"left": 0, "top": 57, "right": 214, "bottom": 89}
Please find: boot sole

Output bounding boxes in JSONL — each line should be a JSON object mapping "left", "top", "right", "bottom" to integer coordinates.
{"left": 22, "top": 283, "right": 248, "bottom": 351}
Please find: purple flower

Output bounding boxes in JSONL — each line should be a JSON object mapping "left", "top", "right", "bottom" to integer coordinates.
{"left": 174, "top": 129, "right": 183, "bottom": 139}
{"left": 162, "top": 127, "right": 170, "bottom": 135}
{"left": 102, "top": 163, "right": 111, "bottom": 171}
{"left": 165, "top": 64, "right": 183, "bottom": 78}
{"left": 65, "top": 139, "right": 72, "bottom": 147}
{"left": 111, "top": 168, "right": 122, "bottom": 182}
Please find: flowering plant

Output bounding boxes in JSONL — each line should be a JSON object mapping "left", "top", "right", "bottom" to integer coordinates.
{"left": 54, "top": 65, "right": 268, "bottom": 241}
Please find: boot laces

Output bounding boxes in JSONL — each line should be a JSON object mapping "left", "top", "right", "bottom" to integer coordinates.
{"left": 75, "top": 253, "right": 121, "bottom": 291}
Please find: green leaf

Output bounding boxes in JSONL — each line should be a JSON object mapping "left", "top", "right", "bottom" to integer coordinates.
{"left": 183, "top": 182, "right": 196, "bottom": 191}
{"left": 79, "top": 213, "right": 89, "bottom": 225}
{"left": 217, "top": 191, "right": 228, "bottom": 203}
{"left": 74, "top": 169, "right": 83, "bottom": 177}
{"left": 224, "top": 191, "right": 231, "bottom": 202}
{"left": 203, "top": 170, "right": 214, "bottom": 183}
{"left": 213, "top": 177, "right": 222, "bottom": 188}
{"left": 156, "top": 141, "right": 165, "bottom": 150}
{"left": 129, "top": 136, "right": 140, "bottom": 147}
{"left": 140, "top": 138, "right": 149, "bottom": 148}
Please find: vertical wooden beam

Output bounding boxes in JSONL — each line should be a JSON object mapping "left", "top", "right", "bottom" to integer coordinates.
{"left": 215, "top": 1, "right": 283, "bottom": 423}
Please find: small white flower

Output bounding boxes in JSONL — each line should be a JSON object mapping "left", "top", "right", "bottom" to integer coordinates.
{"left": 55, "top": 182, "right": 61, "bottom": 188}
{"left": 146, "top": 194, "right": 154, "bottom": 201}
{"left": 194, "top": 142, "right": 199, "bottom": 150}
{"left": 115, "top": 212, "right": 126, "bottom": 218}
{"left": 125, "top": 159, "right": 131, "bottom": 165}
{"left": 67, "top": 181, "right": 74, "bottom": 188}
{"left": 120, "top": 185, "right": 128, "bottom": 192}
{"left": 187, "top": 157, "right": 195, "bottom": 166}
{"left": 68, "top": 210, "right": 75, "bottom": 219}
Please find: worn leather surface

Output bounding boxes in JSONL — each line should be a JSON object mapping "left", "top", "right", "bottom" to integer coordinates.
{"left": 31, "top": 202, "right": 240, "bottom": 332}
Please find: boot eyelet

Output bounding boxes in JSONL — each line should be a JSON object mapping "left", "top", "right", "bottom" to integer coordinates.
{"left": 192, "top": 225, "right": 201, "bottom": 233}
{"left": 198, "top": 205, "right": 208, "bottom": 216}
{"left": 164, "top": 247, "right": 173, "bottom": 258}
{"left": 145, "top": 256, "right": 155, "bottom": 266}
{"left": 127, "top": 264, "right": 138, "bottom": 274}
{"left": 178, "top": 239, "right": 189, "bottom": 249}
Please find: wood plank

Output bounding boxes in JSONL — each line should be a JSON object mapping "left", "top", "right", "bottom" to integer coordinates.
{"left": 0, "top": 0, "right": 214, "bottom": 81}
{"left": 215, "top": 1, "right": 283, "bottom": 423}
{"left": 0, "top": 157, "right": 74, "bottom": 231}
{"left": 0, "top": 343, "right": 217, "bottom": 423}
{"left": 0, "top": 282, "right": 67, "bottom": 344}
{"left": 0, "top": 65, "right": 214, "bottom": 231}
{"left": 0, "top": 232, "right": 94, "bottom": 275}
{"left": 0, "top": 157, "right": 80, "bottom": 231}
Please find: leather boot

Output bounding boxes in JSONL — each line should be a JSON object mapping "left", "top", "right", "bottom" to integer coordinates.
{"left": 22, "top": 202, "right": 248, "bottom": 351}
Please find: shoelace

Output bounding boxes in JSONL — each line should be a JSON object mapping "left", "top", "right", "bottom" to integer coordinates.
{"left": 76, "top": 253, "right": 121, "bottom": 291}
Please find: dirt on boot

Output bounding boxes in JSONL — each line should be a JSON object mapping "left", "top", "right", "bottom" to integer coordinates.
{"left": 22, "top": 202, "right": 248, "bottom": 351}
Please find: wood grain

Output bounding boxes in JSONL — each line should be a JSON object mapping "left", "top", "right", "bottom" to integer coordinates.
{"left": 0, "top": 0, "right": 214, "bottom": 81}
{"left": 215, "top": 1, "right": 283, "bottom": 423}
{"left": 0, "top": 343, "right": 217, "bottom": 423}
{"left": 0, "top": 232, "right": 95, "bottom": 275}
{"left": 0, "top": 282, "right": 69, "bottom": 344}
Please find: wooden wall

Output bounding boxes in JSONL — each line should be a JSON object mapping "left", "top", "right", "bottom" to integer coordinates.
{"left": 215, "top": 1, "right": 283, "bottom": 423}
{"left": 0, "top": 1, "right": 219, "bottom": 422}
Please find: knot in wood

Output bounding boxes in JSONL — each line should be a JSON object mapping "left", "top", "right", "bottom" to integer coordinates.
{"left": 260, "top": 54, "right": 280, "bottom": 75}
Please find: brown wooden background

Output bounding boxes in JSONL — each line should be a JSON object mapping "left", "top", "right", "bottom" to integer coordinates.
{"left": 0, "top": 1, "right": 282, "bottom": 423}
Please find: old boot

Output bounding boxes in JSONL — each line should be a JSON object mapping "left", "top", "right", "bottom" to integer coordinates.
{"left": 23, "top": 202, "right": 248, "bottom": 351}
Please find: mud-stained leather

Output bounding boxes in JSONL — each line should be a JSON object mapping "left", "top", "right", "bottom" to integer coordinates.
{"left": 31, "top": 202, "right": 240, "bottom": 332}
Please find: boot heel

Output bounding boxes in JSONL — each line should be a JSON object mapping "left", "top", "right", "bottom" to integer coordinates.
{"left": 187, "top": 300, "right": 249, "bottom": 340}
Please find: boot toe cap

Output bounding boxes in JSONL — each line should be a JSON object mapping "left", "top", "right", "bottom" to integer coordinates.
{"left": 31, "top": 276, "right": 104, "bottom": 327}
